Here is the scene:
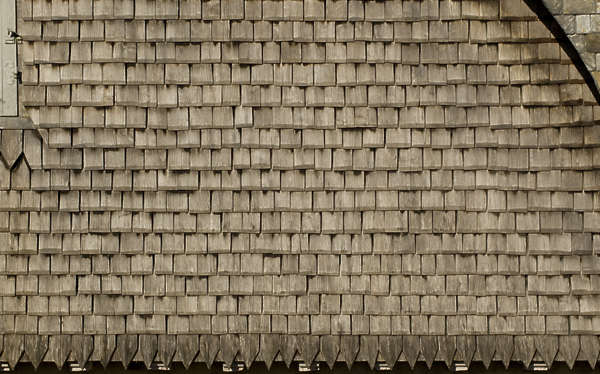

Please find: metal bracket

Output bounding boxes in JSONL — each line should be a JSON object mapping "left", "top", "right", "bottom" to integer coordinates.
{"left": 5, "top": 30, "right": 21, "bottom": 44}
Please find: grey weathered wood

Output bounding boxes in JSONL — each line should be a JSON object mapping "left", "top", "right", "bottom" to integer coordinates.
{"left": 0, "top": 0, "right": 17, "bottom": 116}
{"left": 96, "top": 335, "right": 116, "bottom": 368}
{"left": 21, "top": 129, "right": 41, "bottom": 169}
{"left": 158, "top": 335, "right": 177, "bottom": 367}
{"left": 456, "top": 336, "right": 476, "bottom": 368}
{"left": 139, "top": 335, "right": 158, "bottom": 369}
{"left": 1, "top": 1, "right": 598, "bottom": 372}
{"left": 359, "top": 336, "right": 378, "bottom": 370}
{"left": 379, "top": 336, "right": 402, "bottom": 368}
{"left": 259, "top": 334, "right": 279, "bottom": 369}
{"left": 495, "top": 335, "right": 513, "bottom": 369}
{"left": 239, "top": 335, "right": 259, "bottom": 368}
{"left": 437, "top": 336, "right": 456, "bottom": 369}
{"left": 402, "top": 336, "right": 420, "bottom": 369}
{"left": 219, "top": 335, "right": 239, "bottom": 366}
{"left": 37, "top": 128, "right": 48, "bottom": 145}
{"left": 340, "top": 336, "right": 359, "bottom": 369}
{"left": 420, "top": 336, "right": 438, "bottom": 369}
{"left": 116, "top": 335, "right": 138, "bottom": 369}
{"left": 25, "top": 335, "right": 48, "bottom": 370}
{"left": 514, "top": 336, "right": 536, "bottom": 368}
{"left": 5, "top": 335, "right": 24, "bottom": 370}
{"left": 297, "top": 335, "right": 319, "bottom": 366}
{"left": 48, "top": 335, "right": 71, "bottom": 370}
{"left": 0, "top": 118, "right": 34, "bottom": 129}
{"left": 534, "top": 336, "right": 558, "bottom": 369}
{"left": 320, "top": 336, "right": 340, "bottom": 369}
{"left": 559, "top": 336, "right": 579, "bottom": 370}
{"left": 199, "top": 335, "right": 219, "bottom": 369}
{"left": 279, "top": 335, "right": 297, "bottom": 368}
{"left": 580, "top": 335, "right": 600, "bottom": 369}
{"left": 0, "top": 130, "right": 22, "bottom": 168}
{"left": 72, "top": 335, "right": 93, "bottom": 368}
{"left": 177, "top": 335, "right": 199, "bottom": 369}
{"left": 476, "top": 336, "right": 495, "bottom": 369}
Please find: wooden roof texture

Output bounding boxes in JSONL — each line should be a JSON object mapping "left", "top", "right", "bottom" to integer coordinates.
{"left": 1, "top": 0, "right": 600, "bottom": 370}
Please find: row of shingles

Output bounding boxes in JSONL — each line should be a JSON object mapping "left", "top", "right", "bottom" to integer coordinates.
{"left": 17, "top": 12, "right": 586, "bottom": 110}
{"left": 14, "top": 149, "right": 600, "bottom": 225}
{"left": 27, "top": 159, "right": 600, "bottom": 209}
{"left": 0, "top": 313, "right": 585, "bottom": 336}
{"left": 0, "top": 185, "right": 596, "bottom": 242}
{"left": 7, "top": 127, "right": 600, "bottom": 209}
{"left": 2, "top": 148, "right": 593, "bottom": 231}
{"left": 26, "top": 139, "right": 600, "bottom": 170}
{"left": 19, "top": 39, "right": 583, "bottom": 88}
{"left": 16, "top": 0, "right": 562, "bottom": 67}
{"left": 26, "top": 103, "right": 600, "bottom": 148}
{"left": 0, "top": 229, "right": 595, "bottom": 265}
{"left": 27, "top": 104, "right": 598, "bottom": 141}
{"left": 17, "top": 1, "right": 547, "bottom": 66}
{"left": 0, "top": 213, "right": 591, "bottom": 250}
{"left": 22, "top": 61, "right": 590, "bottom": 108}
{"left": 102, "top": 142, "right": 600, "bottom": 169}
{"left": 0, "top": 250, "right": 595, "bottom": 298}
{"left": 0, "top": 193, "right": 596, "bottom": 232}
{"left": 29, "top": 63, "right": 589, "bottom": 89}
{"left": 16, "top": 17, "right": 584, "bottom": 84}
{"left": 22, "top": 117, "right": 600, "bottom": 176}
{"left": 18, "top": 18, "right": 561, "bottom": 51}
{"left": 25, "top": 0, "right": 519, "bottom": 23}
{"left": 38, "top": 105, "right": 600, "bottom": 148}
{"left": 0, "top": 229, "right": 594, "bottom": 256}
{"left": 22, "top": 64, "right": 593, "bottom": 95}
{"left": 0, "top": 225, "right": 595, "bottom": 268}
{"left": 4, "top": 186, "right": 600, "bottom": 211}
{"left": 26, "top": 89, "right": 600, "bottom": 147}
{"left": 0, "top": 270, "right": 589, "bottom": 332}
{"left": 0, "top": 211, "right": 595, "bottom": 240}
{"left": 34, "top": 128, "right": 600, "bottom": 189}
{"left": 18, "top": 19, "right": 562, "bottom": 45}
{"left": 1, "top": 250, "right": 596, "bottom": 291}
{"left": 0, "top": 225, "right": 593, "bottom": 255}
{"left": 15, "top": 15, "right": 581, "bottom": 82}
{"left": 31, "top": 103, "right": 590, "bottom": 133}
{"left": 27, "top": 88, "right": 600, "bottom": 149}
{"left": 0, "top": 295, "right": 588, "bottom": 335}
{"left": 0, "top": 217, "right": 595, "bottom": 274}
{"left": 0, "top": 310, "right": 463, "bottom": 336}
{"left": 20, "top": 149, "right": 600, "bottom": 187}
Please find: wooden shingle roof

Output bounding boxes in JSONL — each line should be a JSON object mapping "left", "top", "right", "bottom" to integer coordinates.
{"left": 2, "top": 0, "right": 600, "bottom": 370}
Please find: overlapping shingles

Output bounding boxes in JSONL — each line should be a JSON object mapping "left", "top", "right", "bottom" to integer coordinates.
{"left": 3, "top": 0, "right": 600, "bottom": 368}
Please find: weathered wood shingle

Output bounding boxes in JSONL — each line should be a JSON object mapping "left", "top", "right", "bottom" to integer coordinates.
{"left": 3, "top": 0, "right": 600, "bottom": 369}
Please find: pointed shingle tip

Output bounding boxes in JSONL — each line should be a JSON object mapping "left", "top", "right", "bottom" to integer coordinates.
{"left": 0, "top": 129, "right": 24, "bottom": 169}
{"left": 0, "top": 333, "right": 596, "bottom": 368}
